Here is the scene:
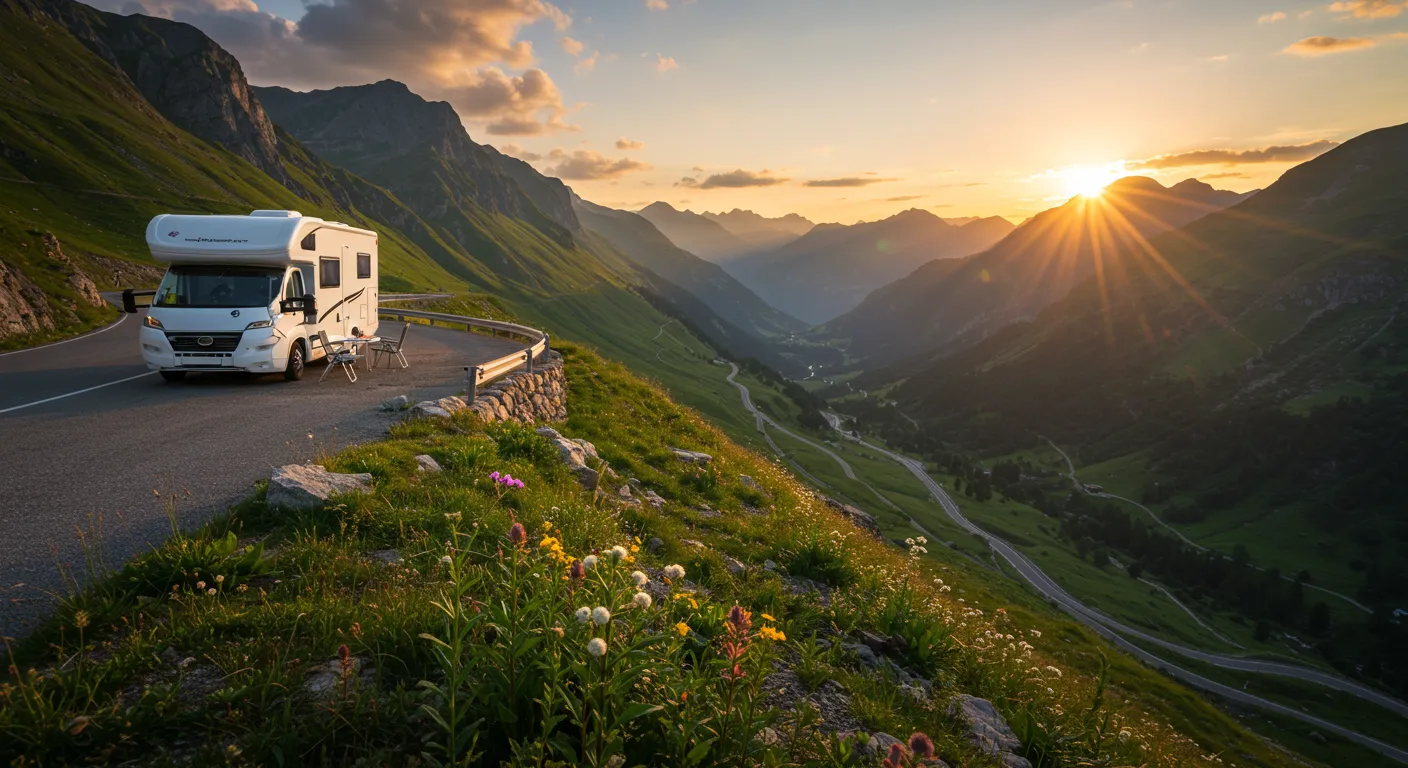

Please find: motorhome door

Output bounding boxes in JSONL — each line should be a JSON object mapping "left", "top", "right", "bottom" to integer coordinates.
{"left": 318, "top": 254, "right": 346, "bottom": 336}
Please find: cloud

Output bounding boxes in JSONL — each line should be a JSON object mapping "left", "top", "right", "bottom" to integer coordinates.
{"left": 645, "top": 0, "right": 667, "bottom": 9}
{"left": 676, "top": 169, "right": 788, "bottom": 189}
{"left": 1133, "top": 139, "right": 1339, "bottom": 168}
{"left": 1199, "top": 172, "right": 1250, "bottom": 179}
{"left": 1258, "top": 10, "right": 1287, "bottom": 22}
{"left": 560, "top": 36, "right": 584, "bottom": 56}
{"left": 442, "top": 67, "right": 575, "bottom": 135}
{"left": 574, "top": 51, "right": 598, "bottom": 73}
{"left": 803, "top": 177, "right": 899, "bottom": 188}
{"left": 542, "top": 149, "right": 651, "bottom": 179}
{"left": 652, "top": 53, "right": 678, "bottom": 71}
{"left": 1206, "top": 54, "right": 1230, "bottom": 61}
{"left": 885, "top": 195, "right": 926, "bottom": 202}
{"left": 1328, "top": 0, "right": 1404, "bottom": 18}
{"left": 615, "top": 137, "right": 645, "bottom": 150}
{"left": 86, "top": 0, "right": 578, "bottom": 136}
{"left": 1283, "top": 35, "right": 1376, "bottom": 54}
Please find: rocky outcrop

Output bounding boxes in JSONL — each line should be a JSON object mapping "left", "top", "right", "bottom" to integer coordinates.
{"left": 820, "top": 495, "right": 884, "bottom": 540}
{"left": 33, "top": 0, "right": 285, "bottom": 179}
{"left": 0, "top": 259, "right": 54, "bottom": 339}
{"left": 536, "top": 426, "right": 601, "bottom": 489}
{"left": 669, "top": 447, "right": 713, "bottom": 464}
{"left": 948, "top": 694, "right": 1032, "bottom": 768}
{"left": 266, "top": 464, "right": 372, "bottom": 510}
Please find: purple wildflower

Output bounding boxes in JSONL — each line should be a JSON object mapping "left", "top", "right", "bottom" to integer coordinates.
{"left": 508, "top": 522, "right": 526, "bottom": 547}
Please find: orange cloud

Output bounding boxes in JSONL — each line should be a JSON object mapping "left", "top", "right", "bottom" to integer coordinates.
{"left": 542, "top": 149, "right": 651, "bottom": 179}
{"left": 1283, "top": 35, "right": 1376, "bottom": 54}
{"left": 803, "top": 177, "right": 899, "bottom": 188}
{"left": 677, "top": 169, "right": 788, "bottom": 189}
{"left": 615, "top": 137, "right": 645, "bottom": 150}
{"left": 1134, "top": 139, "right": 1339, "bottom": 168}
{"left": 1258, "top": 10, "right": 1286, "bottom": 22}
{"left": 653, "top": 54, "right": 678, "bottom": 72}
{"left": 1328, "top": 0, "right": 1404, "bottom": 18}
{"left": 560, "top": 36, "right": 584, "bottom": 56}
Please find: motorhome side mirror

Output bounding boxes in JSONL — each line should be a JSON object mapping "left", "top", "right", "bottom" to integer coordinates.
{"left": 122, "top": 289, "right": 137, "bottom": 314}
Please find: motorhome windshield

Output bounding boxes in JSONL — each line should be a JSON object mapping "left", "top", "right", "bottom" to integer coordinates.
{"left": 154, "top": 265, "right": 284, "bottom": 309}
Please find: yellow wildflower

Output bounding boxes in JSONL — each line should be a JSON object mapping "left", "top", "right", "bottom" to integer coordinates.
{"left": 761, "top": 613, "right": 776, "bottom": 622}
{"left": 675, "top": 622, "right": 690, "bottom": 636}
{"left": 759, "top": 625, "right": 786, "bottom": 642}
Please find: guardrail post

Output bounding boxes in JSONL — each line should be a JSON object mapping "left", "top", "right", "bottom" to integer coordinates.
{"left": 543, "top": 332, "right": 550, "bottom": 358}
{"left": 466, "top": 365, "right": 481, "bottom": 400}
{"left": 525, "top": 348, "right": 533, "bottom": 373}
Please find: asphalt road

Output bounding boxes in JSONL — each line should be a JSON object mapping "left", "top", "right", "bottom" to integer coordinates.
{"left": 816, "top": 419, "right": 1408, "bottom": 763}
{"left": 0, "top": 308, "right": 525, "bottom": 637}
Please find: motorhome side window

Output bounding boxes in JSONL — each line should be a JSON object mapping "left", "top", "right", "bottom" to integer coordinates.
{"left": 300, "top": 233, "right": 316, "bottom": 251}
{"left": 357, "top": 252, "right": 371, "bottom": 279}
{"left": 320, "top": 257, "right": 340, "bottom": 288}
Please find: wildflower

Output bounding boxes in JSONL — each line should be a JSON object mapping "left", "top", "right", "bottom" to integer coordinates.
{"left": 207, "top": 588, "right": 217, "bottom": 596}
{"left": 759, "top": 625, "right": 786, "bottom": 642}
{"left": 575, "top": 606, "right": 592, "bottom": 624}
{"left": 674, "top": 622, "right": 690, "bottom": 636}
{"left": 490, "top": 471, "right": 501, "bottom": 481}
{"left": 552, "top": 626, "right": 564, "bottom": 637}
{"left": 237, "top": 584, "right": 248, "bottom": 593}
{"left": 727, "top": 605, "right": 752, "bottom": 633}
{"left": 761, "top": 613, "right": 776, "bottom": 622}
{"left": 196, "top": 581, "right": 206, "bottom": 590}
{"left": 909, "top": 732, "right": 935, "bottom": 759}
{"left": 569, "top": 559, "right": 586, "bottom": 581}
{"left": 631, "top": 570, "right": 649, "bottom": 587}
{"left": 1045, "top": 665, "right": 1062, "bottom": 678}
{"left": 663, "top": 564, "right": 685, "bottom": 580}
{"left": 1030, "top": 629, "right": 1042, "bottom": 638}
{"left": 592, "top": 606, "right": 611, "bottom": 625}
{"left": 882, "top": 742, "right": 906, "bottom": 768}
{"left": 542, "top": 521, "right": 552, "bottom": 531}
{"left": 583, "top": 554, "right": 600, "bottom": 569}
{"left": 587, "top": 637, "right": 607, "bottom": 657}
{"left": 440, "top": 555, "right": 453, "bottom": 566}
{"left": 633, "top": 592, "right": 652, "bottom": 609}
{"left": 1119, "top": 729, "right": 1132, "bottom": 742}
{"left": 73, "top": 611, "right": 89, "bottom": 630}
{"left": 608, "top": 545, "right": 628, "bottom": 562}
{"left": 215, "top": 575, "right": 224, "bottom": 583}
{"left": 508, "top": 522, "right": 526, "bottom": 547}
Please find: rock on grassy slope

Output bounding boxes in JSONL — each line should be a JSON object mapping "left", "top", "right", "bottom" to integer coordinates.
{"left": 0, "top": 341, "right": 1302, "bottom": 767}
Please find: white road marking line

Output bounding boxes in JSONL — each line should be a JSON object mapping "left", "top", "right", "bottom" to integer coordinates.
{"left": 0, "top": 312, "right": 130, "bottom": 358}
{"left": 0, "top": 371, "right": 157, "bottom": 415}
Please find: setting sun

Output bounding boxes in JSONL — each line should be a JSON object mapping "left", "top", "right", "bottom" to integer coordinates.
{"left": 1063, "top": 163, "right": 1126, "bottom": 199}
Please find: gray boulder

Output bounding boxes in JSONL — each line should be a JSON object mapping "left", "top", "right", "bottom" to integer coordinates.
{"left": 267, "top": 464, "right": 372, "bottom": 510}
{"left": 414, "top": 455, "right": 442, "bottom": 473}
{"left": 669, "top": 447, "right": 713, "bottom": 464}
{"left": 380, "top": 395, "right": 409, "bottom": 411}
{"left": 949, "top": 694, "right": 1023, "bottom": 757}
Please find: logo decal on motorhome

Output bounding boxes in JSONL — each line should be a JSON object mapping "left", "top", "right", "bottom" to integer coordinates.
{"left": 197, "top": 336, "right": 214, "bottom": 347}
{"left": 168, "top": 231, "right": 179, "bottom": 237}
{"left": 230, "top": 310, "right": 240, "bottom": 318}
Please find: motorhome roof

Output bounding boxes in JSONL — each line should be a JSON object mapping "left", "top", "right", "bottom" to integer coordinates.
{"left": 145, "top": 210, "right": 375, "bottom": 266}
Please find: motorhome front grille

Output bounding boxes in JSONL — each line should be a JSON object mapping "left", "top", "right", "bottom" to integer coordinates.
{"left": 166, "top": 332, "right": 243, "bottom": 352}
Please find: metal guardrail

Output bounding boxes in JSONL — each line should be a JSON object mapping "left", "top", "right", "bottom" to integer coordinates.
{"left": 376, "top": 306, "right": 549, "bottom": 399}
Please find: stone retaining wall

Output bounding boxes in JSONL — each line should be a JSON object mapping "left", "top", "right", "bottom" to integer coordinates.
{"left": 408, "top": 350, "right": 566, "bottom": 424}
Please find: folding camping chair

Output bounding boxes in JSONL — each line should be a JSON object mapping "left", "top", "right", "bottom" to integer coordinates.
{"left": 317, "top": 330, "right": 362, "bottom": 383}
{"left": 371, "top": 324, "right": 409, "bottom": 369}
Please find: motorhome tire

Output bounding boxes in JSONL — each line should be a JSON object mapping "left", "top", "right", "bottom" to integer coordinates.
{"left": 160, "top": 371, "right": 187, "bottom": 382}
{"left": 285, "top": 341, "right": 305, "bottom": 381}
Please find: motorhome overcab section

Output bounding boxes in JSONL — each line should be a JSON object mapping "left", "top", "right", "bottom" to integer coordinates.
{"left": 133, "top": 210, "right": 379, "bottom": 382}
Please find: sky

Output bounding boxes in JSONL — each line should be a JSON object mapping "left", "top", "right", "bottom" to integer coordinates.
{"left": 90, "top": 0, "right": 1408, "bottom": 224}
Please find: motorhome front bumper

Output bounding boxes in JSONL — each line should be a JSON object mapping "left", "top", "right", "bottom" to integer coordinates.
{"left": 139, "top": 327, "right": 284, "bottom": 372}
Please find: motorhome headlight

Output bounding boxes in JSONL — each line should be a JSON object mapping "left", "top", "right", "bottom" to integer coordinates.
{"left": 143, "top": 315, "right": 164, "bottom": 330}
{"left": 244, "top": 320, "right": 272, "bottom": 330}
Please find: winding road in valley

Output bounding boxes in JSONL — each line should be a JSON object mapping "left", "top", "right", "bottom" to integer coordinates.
{"left": 0, "top": 300, "right": 524, "bottom": 637}
{"left": 717, "top": 372, "right": 1407, "bottom": 761}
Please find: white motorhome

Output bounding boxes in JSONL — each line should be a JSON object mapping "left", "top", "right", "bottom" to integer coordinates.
{"left": 132, "top": 210, "right": 378, "bottom": 381}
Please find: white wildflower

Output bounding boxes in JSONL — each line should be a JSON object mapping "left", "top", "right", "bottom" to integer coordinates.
{"left": 633, "top": 592, "right": 652, "bottom": 609}
{"left": 440, "top": 555, "right": 453, "bottom": 565}
{"left": 608, "top": 545, "right": 628, "bottom": 562}
{"left": 587, "top": 638, "right": 607, "bottom": 657}
{"left": 631, "top": 570, "right": 649, "bottom": 587}
{"left": 575, "top": 606, "right": 591, "bottom": 624}
{"left": 592, "top": 606, "right": 611, "bottom": 625}
{"left": 583, "top": 554, "right": 599, "bottom": 569}
{"left": 663, "top": 564, "right": 686, "bottom": 580}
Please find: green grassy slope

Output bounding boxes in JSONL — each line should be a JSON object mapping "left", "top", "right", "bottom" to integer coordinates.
{"left": 0, "top": 342, "right": 1305, "bottom": 768}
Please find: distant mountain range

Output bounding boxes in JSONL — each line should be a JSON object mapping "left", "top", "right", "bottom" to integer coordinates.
{"left": 701, "top": 209, "right": 815, "bottom": 253}
{"left": 636, "top": 202, "right": 754, "bottom": 263}
{"left": 726, "top": 209, "right": 1014, "bottom": 325}
{"left": 825, "top": 177, "right": 1255, "bottom": 365}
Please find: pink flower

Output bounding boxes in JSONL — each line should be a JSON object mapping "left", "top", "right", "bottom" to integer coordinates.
{"left": 909, "top": 732, "right": 934, "bottom": 759}
{"left": 508, "top": 522, "right": 526, "bottom": 547}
